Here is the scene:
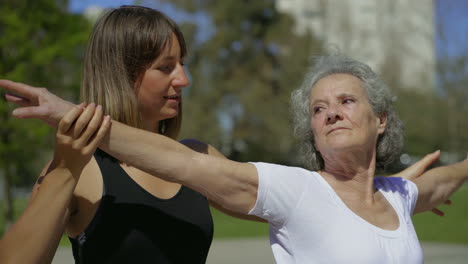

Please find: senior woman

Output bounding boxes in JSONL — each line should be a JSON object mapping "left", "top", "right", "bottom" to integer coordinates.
{"left": 1, "top": 54, "right": 467, "bottom": 263}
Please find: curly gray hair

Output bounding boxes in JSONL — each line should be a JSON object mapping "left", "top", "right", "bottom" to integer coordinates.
{"left": 290, "top": 54, "right": 403, "bottom": 171}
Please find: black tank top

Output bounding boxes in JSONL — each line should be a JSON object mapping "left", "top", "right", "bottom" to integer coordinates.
{"left": 69, "top": 149, "right": 213, "bottom": 264}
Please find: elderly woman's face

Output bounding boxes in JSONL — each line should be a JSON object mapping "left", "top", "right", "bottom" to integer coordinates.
{"left": 309, "top": 73, "right": 386, "bottom": 155}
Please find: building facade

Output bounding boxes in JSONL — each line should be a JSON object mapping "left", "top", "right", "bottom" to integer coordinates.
{"left": 276, "top": 0, "right": 435, "bottom": 91}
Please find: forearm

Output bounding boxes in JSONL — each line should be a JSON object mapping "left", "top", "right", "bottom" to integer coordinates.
{"left": 414, "top": 159, "right": 468, "bottom": 213}
{"left": 101, "top": 121, "right": 196, "bottom": 183}
{"left": 0, "top": 167, "right": 77, "bottom": 264}
{"left": 100, "top": 121, "right": 258, "bottom": 213}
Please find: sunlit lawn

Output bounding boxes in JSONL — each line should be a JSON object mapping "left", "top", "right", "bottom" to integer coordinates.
{"left": 1, "top": 185, "right": 467, "bottom": 246}
{"left": 413, "top": 185, "right": 468, "bottom": 244}
{"left": 211, "top": 208, "right": 269, "bottom": 238}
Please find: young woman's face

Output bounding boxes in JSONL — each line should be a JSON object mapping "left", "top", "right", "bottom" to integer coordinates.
{"left": 135, "top": 33, "right": 189, "bottom": 129}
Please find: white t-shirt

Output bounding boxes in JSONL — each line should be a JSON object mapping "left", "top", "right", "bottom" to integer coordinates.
{"left": 248, "top": 162, "right": 423, "bottom": 264}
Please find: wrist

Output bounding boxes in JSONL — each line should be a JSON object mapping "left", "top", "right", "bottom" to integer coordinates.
{"left": 45, "top": 166, "right": 75, "bottom": 182}
{"left": 51, "top": 156, "right": 84, "bottom": 179}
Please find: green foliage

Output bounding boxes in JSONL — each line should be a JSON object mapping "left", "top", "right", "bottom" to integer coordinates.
{"left": 394, "top": 89, "right": 448, "bottom": 155}
{"left": 392, "top": 55, "right": 468, "bottom": 161}
{"left": 164, "top": 0, "right": 323, "bottom": 165}
{"left": 0, "top": 0, "right": 92, "bottom": 186}
{"left": 0, "top": 0, "right": 91, "bottom": 227}
{"left": 380, "top": 47, "right": 468, "bottom": 168}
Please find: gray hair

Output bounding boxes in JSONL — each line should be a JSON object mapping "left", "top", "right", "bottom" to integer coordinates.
{"left": 290, "top": 54, "right": 403, "bottom": 171}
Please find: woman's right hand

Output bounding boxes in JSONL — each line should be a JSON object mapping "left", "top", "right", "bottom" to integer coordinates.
{"left": 52, "top": 103, "right": 111, "bottom": 176}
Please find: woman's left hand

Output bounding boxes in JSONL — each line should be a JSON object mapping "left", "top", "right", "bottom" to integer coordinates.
{"left": 394, "top": 151, "right": 440, "bottom": 180}
{"left": 52, "top": 103, "right": 111, "bottom": 176}
{"left": 392, "top": 150, "right": 451, "bottom": 216}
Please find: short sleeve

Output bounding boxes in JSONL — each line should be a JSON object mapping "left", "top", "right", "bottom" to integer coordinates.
{"left": 248, "top": 162, "right": 310, "bottom": 226}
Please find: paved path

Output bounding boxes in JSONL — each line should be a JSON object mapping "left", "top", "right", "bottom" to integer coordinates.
{"left": 52, "top": 238, "right": 468, "bottom": 264}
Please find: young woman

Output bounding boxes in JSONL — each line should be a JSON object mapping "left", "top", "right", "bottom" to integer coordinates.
{"left": 32, "top": 6, "right": 217, "bottom": 263}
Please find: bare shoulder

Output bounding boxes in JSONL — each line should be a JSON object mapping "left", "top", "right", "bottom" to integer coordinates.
{"left": 180, "top": 138, "right": 226, "bottom": 158}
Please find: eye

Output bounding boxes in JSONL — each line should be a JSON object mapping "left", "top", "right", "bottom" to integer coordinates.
{"left": 343, "top": 98, "right": 355, "bottom": 104}
{"left": 313, "top": 106, "right": 324, "bottom": 114}
{"left": 157, "top": 64, "right": 175, "bottom": 73}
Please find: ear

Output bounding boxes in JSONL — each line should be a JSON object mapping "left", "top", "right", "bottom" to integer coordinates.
{"left": 377, "top": 113, "right": 387, "bottom": 135}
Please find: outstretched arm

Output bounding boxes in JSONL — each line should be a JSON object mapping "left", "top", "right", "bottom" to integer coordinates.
{"left": 0, "top": 104, "right": 110, "bottom": 264}
{"left": 181, "top": 139, "right": 266, "bottom": 222}
{"left": 411, "top": 152, "right": 468, "bottom": 214}
{"left": 101, "top": 121, "right": 259, "bottom": 214}
{"left": 1, "top": 80, "right": 260, "bottom": 214}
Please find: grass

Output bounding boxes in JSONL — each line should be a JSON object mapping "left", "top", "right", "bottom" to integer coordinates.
{"left": 413, "top": 185, "right": 468, "bottom": 244}
{"left": 1, "top": 185, "right": 467, "bottom": 246}
{"left": 211, "top": 208, "right": 269, "bottom": 238}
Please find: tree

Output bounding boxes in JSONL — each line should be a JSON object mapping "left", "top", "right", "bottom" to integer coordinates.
{"left": 379, "top": 1, "right": 468, "bottom": 169}
{"left": 0, "top": 0, "right": 91, "bottom": 230}
{"left": 156, "top": 0, "right": 323, "bottom": 165}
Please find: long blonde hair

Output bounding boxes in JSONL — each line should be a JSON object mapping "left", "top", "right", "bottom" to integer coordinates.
{"left": 81, "top": 5, "right": 187, "bottom": 139}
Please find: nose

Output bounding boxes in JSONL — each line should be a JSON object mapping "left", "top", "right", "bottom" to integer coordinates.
{"left": 172, "top": 63, "right": 190, "bottom": 90}
{"left": 326, "top": 108, "right": 342, "bottom": 124}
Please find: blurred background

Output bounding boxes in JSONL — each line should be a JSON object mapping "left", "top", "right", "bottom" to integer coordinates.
{"left": 1, "top": 0, "right": 467, "bottom": 251}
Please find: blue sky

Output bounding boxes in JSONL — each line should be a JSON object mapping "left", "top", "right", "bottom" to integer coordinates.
{"left": 70, "top": 0, "right": 188, "bottom": 22}
{"left": 69, "top": 0, "right": 157, "bottom": 13}
{"left": 69, "top": 0, "right": 213, "bottom": 44}
{"left": 435, "top": 0, "right": 468, "bottom": 58}
{"left": 69, "top": 0, "right": 468, "bottom": 58}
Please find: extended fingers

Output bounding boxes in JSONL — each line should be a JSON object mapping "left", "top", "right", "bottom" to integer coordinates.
{"left": 5, "top": 93, "right": 31, "bottom": 106}
{"left": 419, "top": 150, "right": 441, "bottom": 167}
{"left": 430, "top": 200, "right": 451, "bottom": 217}
{"left": 399, "top": 150, "right": 441, "bottom": 180}
{"left": 431, "top": 208, "right": 444, "bottom": 217}
{"left": 0, "top": 79, "right": 40, "bottom": 101}
{"left": 411, "top": 150, "right": 440, "bottom": 174}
